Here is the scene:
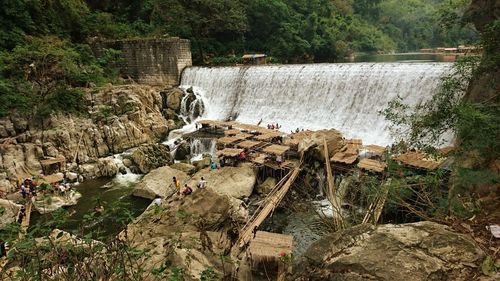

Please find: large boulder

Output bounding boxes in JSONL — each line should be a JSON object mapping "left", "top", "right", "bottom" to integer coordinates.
{"left": 170, "top": 162, "right": 196, "bottom": 175}
{"left": 291, "top": 221, "right": 485, "bottom": 281}
{"left": 132, "top": 166, "right": 187, "bottom": 199}
{"left": 0, "top": 178, "right": 16, "bottom": 194}
{"left": 124, "top": 188, "right": 243, "bottom": 280}
{"left": 186, "top": 163, "right": 257, "bottom": 199}
{"left": 256, "top": 177, "right": 277, "bottom": 194}
{"left": 131, "top": 143, "right": 172, "bottom": 174}
{"left": 79, "top": 157, "right": 118, "bottom": 179}
{"left": 166, "top": 88, "right": 185, "bottom": 112}
{"left": 33, "top": 190, "right": 82, "bottom": 214}
{"left": 174, "top": 141, "right": 191, "bottom": 161}
{"left": 296, "top": 129, "right": 344, "bottom": 161}
{"left": 0, "top": 199, "right": 22, "bottom": 228}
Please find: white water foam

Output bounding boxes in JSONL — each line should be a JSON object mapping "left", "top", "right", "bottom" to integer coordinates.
{"left": 180, "top": 63, "right": 453, "bottom": 145}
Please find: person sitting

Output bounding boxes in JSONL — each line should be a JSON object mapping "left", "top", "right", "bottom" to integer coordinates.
{"left": 182, "top": 184, "right": 193, "bottom": 195}
{"left": 197, "top": 177, "right": 207, "bottom": 189}
{"left": 58, "top": 183, "right": 66, "bottom": 195}
{"left": 153, "top": 195, "right": 162, "bottom": 206}
{"left": 276, "top": 155, "right": 283, "bottom": 164}
{"left": 239, "top": 150, "right": 246, "bottom": 161}
{"left": 211, "top": 162, "right": 217, "bottom": 170}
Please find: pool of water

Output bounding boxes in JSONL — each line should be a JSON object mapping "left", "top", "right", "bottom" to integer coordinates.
{"left": 30, "top": 177, "right": 151, "bottom": 238}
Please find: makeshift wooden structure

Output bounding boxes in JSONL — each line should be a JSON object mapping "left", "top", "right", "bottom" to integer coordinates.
{"left": 248, "top": 231, "right": 293, "bottom": 280}
{"left": 217, "top": 148, "right": 244, "bottom": 158}
{"left": 239, "top": 157, "right": 302, "bottom": 247}
{"left": 364, "top": 144, "right": 386, "bottom": 157}
{"left": 357, "top": 158, "right": 387, "bottom": 173}
{"left": 217, "top": 136, "right": 241, "bottom": 146}
{"left": 394, "top": 151, "right": 444, "bottom": 170}
{"left": 224, "top": 129, "right": 241, "bottom": 136}
{"left": 40, "top": 157, "right": 66, "bottom": 174}
{"left": 237, "top": 140, "right": 263, "bottom": 150}
{"left": 262, "top": 145, "right": 290, "bottom": 155}
{"left": 248, "top": 231, "right": 293, "bottom": 262}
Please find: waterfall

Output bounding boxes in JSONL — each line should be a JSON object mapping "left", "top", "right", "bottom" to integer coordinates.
{"left": 190, "top": 138, "right": 217, "bottom": 160}
{"left": 180, "top": 63, "right": 452, "bottom": 145}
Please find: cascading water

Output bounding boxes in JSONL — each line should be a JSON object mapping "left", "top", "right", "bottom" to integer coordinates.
{"left": 190, "top": 138, "right": 217, "bottom": 161}
{"left": 180, "top": 63, "right": 452, "bottom": 145}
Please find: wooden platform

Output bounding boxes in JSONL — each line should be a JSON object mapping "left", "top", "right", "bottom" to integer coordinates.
{"left": 393, "top": 151, "right": 444, "bottom": 170}
{"left": 248, "top": 231, "right": 293, "bottom": 261}
{"left": 357, "top": 158, "right": 387, "bottom": 173}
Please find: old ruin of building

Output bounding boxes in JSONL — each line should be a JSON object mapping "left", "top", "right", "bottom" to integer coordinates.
{"left": 93, "top": 37, "right": 192, "bottom": 86}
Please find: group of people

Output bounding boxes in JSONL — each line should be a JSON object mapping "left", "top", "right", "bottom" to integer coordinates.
{"left": 20, "top": 178, "right": 37, "bottom": 199}
{"left": 171, "top": 176, "right": 207, "bottom": 198}
{"left": 267, "top": 123, "right": 282, "bottom": 130}
{"left": 57, "top": 182, "right": 72, "bottom": 196}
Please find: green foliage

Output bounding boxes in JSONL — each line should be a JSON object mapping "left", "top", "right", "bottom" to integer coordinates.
{"left": 199, "top": 266, "right": 218, "bottom": 281}
{"left": 0, "top": 206, "right": 5, "bottom": 216}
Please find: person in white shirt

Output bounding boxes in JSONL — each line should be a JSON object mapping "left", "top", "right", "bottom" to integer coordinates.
{"left": 153, "top": 195, "right": 162, "bottom": 206}
{"left": 197, "top": 177, "right": 207, "bottom": 189}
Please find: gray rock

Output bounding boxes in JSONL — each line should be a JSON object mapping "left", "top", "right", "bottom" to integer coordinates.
{"left": 131, "top": 144, "right": 172, "bottom": 174}
{"left": 256, "top": 177, "right": 277, "bottom": 194}
{"left": 132, "top": 166, "right": 187, "bottom": 199}
{"left": 170, "top": 163, "right": 196, "bottom": 175}
{"left": 292, "top": 221, "right": 485, "bottom": 281}
{"left": 0, "top": 199, "right": 22, "bottom": 228}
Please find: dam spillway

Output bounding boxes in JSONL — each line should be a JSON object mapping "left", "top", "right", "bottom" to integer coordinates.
{"left": 179, "top": 62, "right": 452, "bottom": 145}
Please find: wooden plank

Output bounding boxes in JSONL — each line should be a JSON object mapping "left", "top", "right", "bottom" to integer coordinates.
{"left": 239, "top": 156, "right": 303, "bottom": 247}
{"left": 324, "top": 137, "right": 344, "bottom": 230}
{"left": 262, "top": 145, "right": 290, "bottom": 155}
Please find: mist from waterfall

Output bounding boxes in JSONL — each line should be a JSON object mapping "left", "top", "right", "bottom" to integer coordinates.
{"left": 180, "top": 63, "right": 452, "bottom": 145}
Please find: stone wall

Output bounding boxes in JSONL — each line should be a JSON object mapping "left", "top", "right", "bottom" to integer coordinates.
{"left": 94, "top": 38, "right": 192, "bottom": 86}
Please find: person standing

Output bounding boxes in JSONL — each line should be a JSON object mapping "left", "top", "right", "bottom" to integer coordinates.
{"left": 173, "top": 176, "right": 181, "bottom": 195}
{"left": 20, "top": 184, "right": 27, "bottom": 199}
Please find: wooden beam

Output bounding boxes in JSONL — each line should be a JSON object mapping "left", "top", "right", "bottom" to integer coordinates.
{"left": 324, "top": 137, "right": 344, "bottom": 230}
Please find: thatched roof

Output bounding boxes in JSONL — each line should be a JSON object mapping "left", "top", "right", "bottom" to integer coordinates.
{"left": 251, "top": 154, "right": 268, "bottom": 164}
{"left": 358, "top": 158, "right": 387, "bottom": 173}
{"left": 224, "top": 129, "right": 241, "bottom": 136}
{"left": 346, "top": 139, "right": 363, "bottom": 145}
{"left": 217, "top": 136, "right": 241, "bottom": 145}
{"left": 263, "top": 145, "right": 289, "bottom": 155}
{"left": 249, "top": 231, "right": 293, "bottom": 262}
{"left": 364, "top": 145, "right": 386, "bottom": 156}
{"left": 393, "top": 151, "right": 444, "bottom": 170}
{"left": 217, "top": 148, "right": 244, "bottom": 157}
{"left": 331, "top": 152, "right": 358, "bottom": 164}
{"left": 40, "top": 157, "right": 66, "bottom": 166}
{"left": 237, "top": 140, "right": 262, "bottom": 149}
{"left": 234, "top": 133, "right": 253, "bottom": 140}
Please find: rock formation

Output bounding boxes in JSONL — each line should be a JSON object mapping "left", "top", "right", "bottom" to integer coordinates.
{"left": 131, "top": 143, "right": 172, "bottom": 173}
{"left": 132, "top": 165, "right": 188, "bottom": 199}
{"left": 124, "top": 188, "right": 246, "bottom": 280}
{"left": 291, "top": 221, "right": 485, "bottom": 281}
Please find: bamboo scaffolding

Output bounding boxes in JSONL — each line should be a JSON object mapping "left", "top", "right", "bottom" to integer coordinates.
{"left": 239, "top": 156, "right": 303, "bottom": 247}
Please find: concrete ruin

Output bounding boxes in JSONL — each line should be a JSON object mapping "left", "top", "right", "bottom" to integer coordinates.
{"left": 93, "top": 37, "right": 192, "bottom": 86}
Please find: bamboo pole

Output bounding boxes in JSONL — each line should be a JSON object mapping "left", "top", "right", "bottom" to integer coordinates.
{"left": 323, "top": 137, "right": 344, "bottom": 230}
{"left": 239, "top": 157, "right": 303, "bottom": 247}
